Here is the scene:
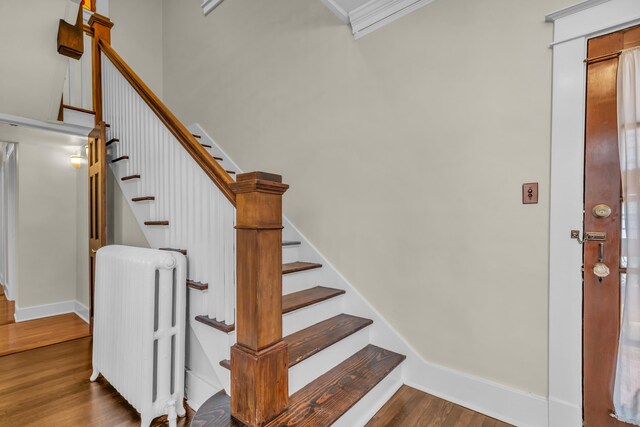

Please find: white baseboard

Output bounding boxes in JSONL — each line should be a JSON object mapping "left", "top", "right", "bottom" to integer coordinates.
{"left": 185, "top": 369, "right": 222, "bottom": 411}
{"left": 404, "top": 360, "right": 548, "bottom": 427}
{"left": 74, "top": 301, "right": 90, "bottom": 324}
{"left": 548, "top": 397, "right": 582, "bottom": 427}
{"left": 14, "top": 299, "right": 90, "bottom": 323}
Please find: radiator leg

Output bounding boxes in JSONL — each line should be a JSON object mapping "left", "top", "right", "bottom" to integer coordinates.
{"left": 166, "top": 399, "right": 178, "bottom": 427}
{"left": 90, "top": 369, "right": 100, "bottom": 382}
{"left": 140, "top": 415, "right": 152, "bottom": 427}
{"left": 177, "top": 399, "right": 186, "bottom": 417}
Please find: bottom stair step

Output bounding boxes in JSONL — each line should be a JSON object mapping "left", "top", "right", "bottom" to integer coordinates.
{"left": 191, "top": 345, "right": 406, "bottom": 427}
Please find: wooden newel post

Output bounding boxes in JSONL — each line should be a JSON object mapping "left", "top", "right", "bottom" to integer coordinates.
{"left": 88, "top": 13, "right": 113, "bottom": 125}
{"left": 229, "top": 172, "right": 290, "bottom": 426}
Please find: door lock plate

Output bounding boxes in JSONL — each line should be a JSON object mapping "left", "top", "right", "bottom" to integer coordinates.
{"left": 585, "top": 232, "right": 606, "bottom": 241}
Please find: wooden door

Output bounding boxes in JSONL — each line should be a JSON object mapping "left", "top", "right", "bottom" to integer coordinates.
{"left": 88, "top": 122, "right": 107, "bottom": 330}
{"left": 583, "top": 25, "right": 640, "bottom": 427}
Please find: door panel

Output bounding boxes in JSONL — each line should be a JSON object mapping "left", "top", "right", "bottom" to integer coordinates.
{"left": 88, "top": 122, "right": 107, "bottom": 330}
{"left": 583, "top": 25, "right": 640, "bottom": 427}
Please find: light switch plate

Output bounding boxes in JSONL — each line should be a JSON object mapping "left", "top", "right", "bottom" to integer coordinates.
{"left": 523, "top": 183, "right": 538, "bottom": 204}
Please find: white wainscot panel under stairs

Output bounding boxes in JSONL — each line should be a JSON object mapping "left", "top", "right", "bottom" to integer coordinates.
{"left": 102, "top": 54, "right": 236, "bottom": 327}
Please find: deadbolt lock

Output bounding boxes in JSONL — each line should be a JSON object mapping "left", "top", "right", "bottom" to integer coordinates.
{"left": 592, "top": 204, "right": 612, "bottom": 218}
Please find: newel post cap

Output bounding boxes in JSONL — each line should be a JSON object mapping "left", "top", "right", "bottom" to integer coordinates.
{"left": 88, "top": 13, "right": 114, "bottom": 30}
{"left": 230, "top": 171, "right": 289, "bottom": 195}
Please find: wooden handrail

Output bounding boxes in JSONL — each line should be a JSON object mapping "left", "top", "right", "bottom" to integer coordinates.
{"left": 97, "top": 39, "right": 236, "bottom": 205}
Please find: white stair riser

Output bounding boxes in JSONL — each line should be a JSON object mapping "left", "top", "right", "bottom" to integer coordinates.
{"left": 332, "top": 366, "right": 403, "bottom": 427}
{"left": 283, "top": 267, "right": 333, "bottom": 295}
{"left": 217, "top": 327, "right": 372, "bottom": 396}
{"left": 226, "top": 296, "right": 345, "bottom": 344}
{"left": 289, "top": 327, "right": 371, "bottom": 394}
{"left": 282, "top": 245, "right": 301, "bottom": 264}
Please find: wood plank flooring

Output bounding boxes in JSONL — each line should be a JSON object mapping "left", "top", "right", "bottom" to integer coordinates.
{"left": 0, "top": 287, "right": 15, "bottom": 326}
{"left": 0, "top": 337, "right": 194, "bottom": 426}
{"left": 366, "top": 385, "right": 513, "bottom": 427}
{"left": 0, "top": 313, "right": 90, "bottom": 356}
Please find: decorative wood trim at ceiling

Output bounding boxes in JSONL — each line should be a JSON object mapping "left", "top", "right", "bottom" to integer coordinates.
{"left": 202, "top": 0, "right": 225, "bottom": 16}
{"left": 349, "top": 0, "right": 437, "bottom": 39}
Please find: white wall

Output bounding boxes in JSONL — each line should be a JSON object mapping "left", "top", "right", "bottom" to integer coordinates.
{"left": 0, "top": 0, "right": 76, "bottom": 122}
{"left": 12, "top": 126, "right": 87, "bottom": 310}
{"left": 106, "top": 168, "right": 150, "bottom": 248}
{"left": 160, "top": 0, "right": 579, "bottom": 396}
{"left": 110, "top": 0, "right": 164, "bottom": 98}
{"left": 76, "top": 159, "right": 89, "bottom": 307}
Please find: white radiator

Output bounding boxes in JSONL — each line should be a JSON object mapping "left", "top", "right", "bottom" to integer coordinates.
{"left": 91, "top": 245, "right": 187, "bottom": 427}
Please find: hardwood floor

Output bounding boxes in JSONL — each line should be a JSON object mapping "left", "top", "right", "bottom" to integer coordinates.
{"left": 0, "top": 287, "right": 15, "bottom": 326}
{"left": 366, "top": 385, "right": 513, "bottom": 427}
{"left": 0, "top": 337, "right": 194, "bottom": 426}
{"left": 0, "top": 313, "right": 90, "bottom": 356}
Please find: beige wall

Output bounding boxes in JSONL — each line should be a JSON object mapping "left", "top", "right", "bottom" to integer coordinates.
{"left": 15, "top": 128, "right": 86, "bottom": 308}
{"left": 110, "top": 0, "right": 164, "bottom": 98}
{"left": 160, "top": 0, "right": 578, "bottom": 396}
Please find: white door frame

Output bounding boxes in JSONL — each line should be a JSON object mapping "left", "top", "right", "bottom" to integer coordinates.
{"left": 547, "top": 1, "right": 640, "bottom": 426}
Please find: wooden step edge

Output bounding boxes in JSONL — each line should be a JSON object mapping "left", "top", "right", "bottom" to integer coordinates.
{"left": 282, "top": 261, "right": 322, "bottom": 275}
{"left": 144, "top": 221, "right": 169, "bottom": 226}
{"left": 270, "top": 345, "right": 406, "bottom": 426}
{"left": 192, "top": 134, "right": 201, "bottom": 139}
{"left": 213, "top": 156, "right": 223, "bottom": 161}
{"left": 159, "top": 247, "right": 187, "bottom": 255}
{"left": 121, "top": 174, "right": 140, "bottom": 181}
{"left": 105, "top": 138, "right": 119, "bottom": 147}
{"left": 282, "top": 286, "right": 345, "bottom": 315}
{"left": 187, "top": 280, "right": 208, "bottom": 291}
{"left": 196, "top": 345, "right": 406, "bottom": 427}
{"left": 111, "top": 155, "right": 129, "bottom": 163}
{"left": 220, "top": 313, "right": 371, "bottom": 371}
{"left": 195, "top": 315, "right": 235, "bottom": 333}
{"left": 202, "top": 286, "right": 346, "bottom": 336}
{"left": 226, "top": 170, "right": 236, "bottom": 175}
{"left": 201, "top": 143, "right": 212, "bottom": 149}
{"left": 282, "top": 240, "right": 301, "bottom": 247}
{"left": 132, "top": 196, "right": 155, "bottom": 202}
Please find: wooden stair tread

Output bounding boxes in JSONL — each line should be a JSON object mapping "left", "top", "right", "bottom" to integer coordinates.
{"left": 105, "top": 138, "right": 119, "bottom": 147}
{"left": 194, "top": 316, "right": 234, "bottom": 333}
{"left": 193, "top": 345, "right": 405, "bottom": 427}
{"left": 111, "top": 155, "right": 129, "bottom": 163}
{"left": 121, "top": 174, "right": 140, "bottom": 181}
{"left": 271, "top": 344, "right": 405, "bottom": 426}
{"left": 282, "top": 240, "right": 301, "bottom": 246}
{"left": 201, "top": 143, "right": 212, "bottom": 149}
{"left": 144, "top": 221, "right": 169, "bottom": 226}
{"left": 282, "top": 262, "right": 322, "bottom": 275}
{"left": 187, "top": 280, "right": 208, "bottom": 291}
{"left": 213, "top": 156, "right": 223, "bottom": 161}
{"left": 132, "top": 196, "right": 155, "bottom": 202}
{"left": 198, "top": 286, "right": 344, "bottom": 335}
{"left": 159, "top": 247, "right": 187, "bottom": 255}
{"left": 220, "top": 313, "right": 370, "bottom": 370}
{"left": 282, "top": 286, "right": 345, "bottom": 315}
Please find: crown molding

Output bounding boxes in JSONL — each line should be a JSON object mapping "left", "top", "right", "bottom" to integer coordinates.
{"left": 202, "top": 0, "right": 225, "bottom": 16}
{"left": 320, "top": 0, "right": 350, "bottom": 24}
{"left": 545, "top": 0, "right": 610, "bottom": 22}
{"left": 349, "top": 0, "right": 436, "bottom": 39}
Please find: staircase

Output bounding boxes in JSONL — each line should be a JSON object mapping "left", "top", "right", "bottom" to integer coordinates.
{"left": 91, "top": 17, "right": 408, "bottom": 427}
